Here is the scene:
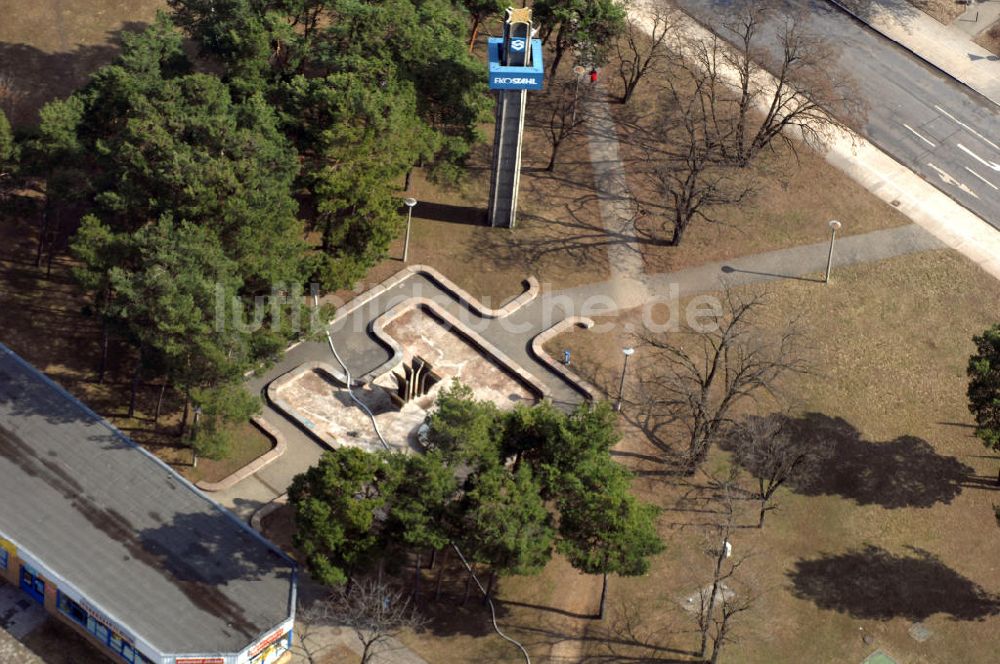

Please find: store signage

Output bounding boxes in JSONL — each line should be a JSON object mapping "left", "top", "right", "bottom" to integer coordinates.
{"left": 248, "top": 627, "right": 288, "bottom": 658}
{"left": 80, "top": 598, "right": 134, "bottom": 643}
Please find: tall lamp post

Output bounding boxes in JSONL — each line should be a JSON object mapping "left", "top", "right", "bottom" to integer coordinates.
{"left": 616, "top": 347, "right": 635, "bottom": 412}
{"left": 403, "top": 197, "right": 417, "bottom": 263}
{"left": 825, "top": 219, "right": 842, "bottom": 284}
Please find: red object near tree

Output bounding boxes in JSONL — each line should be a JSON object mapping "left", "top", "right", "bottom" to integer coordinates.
{"left": 590, "top": 68, "right": 598, "bottom": 83}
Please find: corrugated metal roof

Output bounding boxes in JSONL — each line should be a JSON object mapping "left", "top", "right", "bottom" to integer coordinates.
{"left": 0, "top": 344, "right": 294, "bottom": 655}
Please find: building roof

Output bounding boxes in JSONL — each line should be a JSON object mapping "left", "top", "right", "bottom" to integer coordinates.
{"left": 0, "top": 344, "right": 295, "bottom": 655}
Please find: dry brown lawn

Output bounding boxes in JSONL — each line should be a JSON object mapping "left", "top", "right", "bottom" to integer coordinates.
{"left": 839, "top": 0, "right": 965, "bottom": 25}
{"left": 0, "top": 0, "right": 165, "bottom": 127}
{"left": 907, "top": 0, "right": 966, "bottom": 24}
{"left": 974, "top": 19, "right": 1000, "bottom": 56}
{"left": 540, "top": 249, "right": 1000, "bottom": 664}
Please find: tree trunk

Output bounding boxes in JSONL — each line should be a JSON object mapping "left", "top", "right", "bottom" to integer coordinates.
{"left": 180, "top": 390, "right": 190, "bottom": 438}
{"left": 671, "top": 220, "right": 686, "bottom": 247}
{"left": 154, "top": 382, "right": 168, "bottom": 426}
{"left": 709, "top": 617, "right": 730, "bottom": 664}
{"left": 413, "top": 551, "right": 421, "bottom": 599}
{"left": 404, "top": 168, "right": 413, "bottom": 191}
{"left": 549, "top": 28, "right": 566, "bottom": 76}
{"left": 429, "top": 548, "right": 437, "bottom": 569}
{"left": 621, "top": 78, "right": 638, "bottom": 105}
{"left": 546, "top": 142, "right": 560, "bottom": 171}
{"left": 35, "top": 209, "right": 49, "bottom": 268}
{"left": 598, "top": 572, "right": 608, "bottom": 620}
{"left": 468, "top": 16, "right": 481, "bottom": 52}
{"left": 98, "top": 321, "right": 109, "bottom": 385}
{"left": 360, "top": 640, "right": 374, "bottom": 664}
{"left": 483, "top": 570, "right": 496, "bottom": 604}
{"left": 700, "top": 535, "right": 728, "bottom": 659}
{"left": 45, "top": 208, "right": 60, "bottom": 279}
{"left": 128, "top": 358, "right": 141, "bottom": 419}
{"left": 758, "top": 499, "right": 767, "bottom": 529}
{"left": 434, "top": 549, "right": 447, "bottom": 601}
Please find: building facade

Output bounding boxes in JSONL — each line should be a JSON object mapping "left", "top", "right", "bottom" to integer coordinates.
{"left": 0, "top": 344, "right": 296, "bottom": 664}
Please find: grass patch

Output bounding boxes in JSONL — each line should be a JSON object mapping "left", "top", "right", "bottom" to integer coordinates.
{"left": 906, "top": 0, "right": 966, "bottom": 24}
{"left": 974, "top": 19, "right": 1000, "bottom": 56}
{"left": 545, "top": 249, "right": 1000, "bottom": 663}
{"left": 181, "top": 420, "right": 274, "bottom": 485}
{"left": 0, "top": 0, "right": 164, "bottom": 127}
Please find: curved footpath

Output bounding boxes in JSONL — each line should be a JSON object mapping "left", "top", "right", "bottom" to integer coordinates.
{"left": 211, "top": 223, "right": 943, "bottom": 519}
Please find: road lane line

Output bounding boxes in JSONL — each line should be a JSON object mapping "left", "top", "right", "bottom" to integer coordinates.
{"left": 902, "top": 123, "right": 936, "bottom": 148}
{"left": 964, "top": 167, "right": 999, "bottom": 191}
{"left": 957, "top": 143, "right": 1000, "bottom": 172}
{"left": 928, "top": 162, "right": 980, "bottom": 199}
{"left": 934, "top": 105, "right": 1000, "bottom": 152}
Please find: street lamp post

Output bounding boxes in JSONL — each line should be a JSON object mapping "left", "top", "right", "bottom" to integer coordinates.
{"left": 403, "top": 197, "right": 417, "bottom": 263}
{"left": 616, "top": 347, "right": 635, "bottom": 412}
{"left": 825, "top": 219, "right": 842, "bottom": 284}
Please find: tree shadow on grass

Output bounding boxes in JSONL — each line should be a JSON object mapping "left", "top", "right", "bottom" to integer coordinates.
{"left": 0, "top": 23, "right": 148, "bottom": 127}
{"left": 788, "top": 545, "right": 1000, "bottom": 621}
{"left": 408, "top": 200, "right": 487, "bottom": 226}
{"left": 417, "top": 596, "right": 511, "bottom": 639}
{"left": 734, "top": 412, "right": 977, "bottom": 509}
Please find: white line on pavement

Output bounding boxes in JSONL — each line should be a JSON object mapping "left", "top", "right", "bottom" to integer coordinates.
{"left": 964, "top": 166, "right": 999, "bottom": 191}
{"left": 934, "top": 105, "right": 1000, "bottom": 152}
{"left": 928, "top": 162, "right": 980, "bottom": 199}
{"left": 902, "top": 123, "right": 936, "bottom": 148}
{"left": 957, "top": 143, "right": 1000, "bottom": 173}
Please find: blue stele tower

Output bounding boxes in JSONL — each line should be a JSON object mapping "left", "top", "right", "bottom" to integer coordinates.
{"left": 487, "top": 7, "right": 544, "bottom": 228}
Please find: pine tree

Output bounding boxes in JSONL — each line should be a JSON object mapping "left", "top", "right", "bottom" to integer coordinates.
{"left": 557, "top": 457, "right": 664, "bottom": 619}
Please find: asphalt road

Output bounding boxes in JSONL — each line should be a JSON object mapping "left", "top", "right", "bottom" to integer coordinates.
{"left": 667, "top": 0, "right": 1000, "bottom": 230}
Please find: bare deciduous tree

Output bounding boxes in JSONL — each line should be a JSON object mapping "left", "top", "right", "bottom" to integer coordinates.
{"left": 692, "top": 1, "right": 865, "bottom": 167}
{"left": 730, "top": 414, "right": 829, "bottom": 528}
{"left": 615, "top": 6, "right": 676, "bottom": 104}
{"left": 707, "top": 577, "right": 755, "bottom": 664}
{"left": 303, "top": 580, "right": 426, "bottom": 664}
{"left": 635, "top": 62, "right": 755, "bottom": 246}
{"left": 637, "top": 288, "right": 806, "bottom": 472}
{"left": 545, "top": 76, "right": 592, "bottom": 171}
{"left": 694, "top": 481, "right": 755, "bottom": 663}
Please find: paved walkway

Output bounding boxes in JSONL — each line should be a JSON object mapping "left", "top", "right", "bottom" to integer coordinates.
{"left": 0, "top": 628, "right": 42, "bottom": 664}
{"left": 953, "top": 0, "right": 1000, "bottom": 38}
{"left": 828, "top": 0, "right": 1000, "bottom": 106}
{"left": 583, "top": 83, "right": 649, "bottom": 299}
{"left": 213, "top": 222, "right": 941, "bottom": 521}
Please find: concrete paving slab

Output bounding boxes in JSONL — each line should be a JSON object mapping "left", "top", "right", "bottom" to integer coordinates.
{"left": 0, "top": 583, "right": 46, "bottom": 639}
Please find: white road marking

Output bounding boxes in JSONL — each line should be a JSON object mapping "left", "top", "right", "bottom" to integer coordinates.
{"left": 934, "top": 105, "right": 1000, "bottom": 152}
{"left": 902, "top": 123, "right": 935, "bottom": 148}
{"left": 964, "top": 166, "right": 999, "bottom": 191}
{"left": 928, "top": 162, "right": 980, "bottom": 199}
{"left": 957, "top": 143, "right": 1000, "bottom": 172}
